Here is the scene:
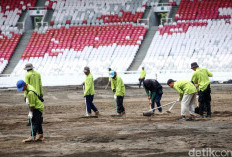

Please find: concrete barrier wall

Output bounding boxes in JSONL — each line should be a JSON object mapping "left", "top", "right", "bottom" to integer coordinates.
{"left": 1, "top": 71, "right": 231, "bottom": 88}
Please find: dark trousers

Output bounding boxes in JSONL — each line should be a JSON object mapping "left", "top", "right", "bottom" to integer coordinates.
{"left": 32, "top": 109, "right": 43, "bottom": 136}
{"left": 117, "top": 96, "right": 125, "bottom": 113}
{"left": 151, "top": 93, "right": 163, "bottom": 112}
{"left": 85, "top": 95, "right": 98, "bottom": 114}
{"left": 198, "top": 85, "right": 211, "bottom": 116}
{"left": 139, "top": 78, "right": 145, "bottom": 88}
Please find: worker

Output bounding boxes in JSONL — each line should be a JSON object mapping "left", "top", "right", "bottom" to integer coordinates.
{"left": 110, "top": 71, "right": 125, "bottom": 116}
{"left": 167, "top": 79, "right": 197, "bottom": 121}
{"left": 16, "top": 80, "right": 44, "bottom": 142}
{"left": 24, "top": 63, "right": 43, "bottom": 126}
{"left": 24, "top": 63, "right": 43, "bottom": 100}
{"left": 139, "top": 67, "right": 146, "bottom": 88}
{"left": 107, "top": 68, "right": 117, "bottom": 113}
{"left": 83, "top": 67, "right": 99, "bottom": 116}
{"left": 143, "top": 79, "right": 163, "bottom": 113}
{"left": 191, "top": 62, "right": 213, "bottom": 118}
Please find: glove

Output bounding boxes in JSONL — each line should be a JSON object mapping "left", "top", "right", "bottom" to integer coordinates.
{"left": 24, "top": 97, "right": 26, "bottom": 102}
{"left": 28, "top": 111, "right": 33, "bottom": 119}
{"left": 40, "top": 94, "right": 43, "bottom": 98}
{"left": 113, "top": 89, "right": 116, "bottom": 93}
{"left": 114, "top": 95, "right": 117, "bottom": 99}
{"left": 177, "top": 98, "right": 181, "bottom": 102}
{"left": 26, "top": 98, "right": 29, "bottom": 105}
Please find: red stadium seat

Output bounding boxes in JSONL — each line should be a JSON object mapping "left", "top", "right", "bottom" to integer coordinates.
{"left": 176, "top": 0, "right": 232, "bottom": 21}
{"left": 21, "top": 24, "right": 147, "bottom": 57}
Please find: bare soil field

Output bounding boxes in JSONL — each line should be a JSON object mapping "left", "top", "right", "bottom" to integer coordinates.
{"left": 0, "top": 85, "right": 232, "bottom": 157}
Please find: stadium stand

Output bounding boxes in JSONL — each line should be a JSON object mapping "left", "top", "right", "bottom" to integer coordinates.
{"left": 140, "top": 19, "right": 232, "bottom": 80}
{"left": 45, "top": 0, "right": 146, "bottom": 25}
{"left": 0, "top": 0, "right": 37, "bottom": 28}
{"left": 175, "top": 0, "right": 232, "bottom": 21}
{"left": 138, "top": 0, "right": 232, "bottom": 82}
{"left": 0, "top": 0, "right": 37, "bottom": 74}
{"left": 1, "top": 0, "right": 231, "bottom": 87}
{"left": 0, "top": 32, "right": 22, "bottom": 73}
{"left": 12, "top": 24, "right": 147, "bottom": 76}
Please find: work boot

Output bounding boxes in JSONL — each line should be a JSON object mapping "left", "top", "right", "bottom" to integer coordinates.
{"left": 117, "top": 112, "right": 125, "bottom": 116}
{"left": 178, "top": 116, "right": 186, "bottom": 121}
{"left": 95, "top": 111, "right": 100, "bottom": 116}
{"left": 85, "top": 113, "right": 92, "bottom": 117}
{"left": 36, "top": 134, "right": 44, "bottom": 141}
{"left": 198, "top": 115, "right": 204, "bottom": 118}
{"left": 205, "top": 115, "right": 211, "bottom": 118}
{"left": 22, "top": 136, "right": 34, "bottom": 143}
{"left": 188, "top": 117, "right": 196, "bottom": 121}
{"left": 188, "top": 114, "right": 196, "bottom": 121}
{"left": 121, "top": 111, "right": 126, "bottom": 116}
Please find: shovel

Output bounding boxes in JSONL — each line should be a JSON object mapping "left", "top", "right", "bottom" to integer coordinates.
{"left": 166, "top": 101, "right": 177, "bottom": 113}
{"left": 143, "top": 101, "right": 177, "bottom": 117}
{"left": 28, "top": 105, "right": 34, "bottom": 142}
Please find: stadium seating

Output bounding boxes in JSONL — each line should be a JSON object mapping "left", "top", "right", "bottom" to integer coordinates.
{"left": 175, "top": 0, "right": 232, "bottom": 21}
{"left": 45, "top": 0, "right": 146, "bottom": 25}
{"left": 140, "top": 19, "right": 232, "bottom": 75}
{"left": 0, "top": 0, "right": 37, "bottom": 29}
{"left": 157, "top": 20, "right": 208, "bottom": 35}
{"left": 0, "top": 32, "right": 22, "bottom": 73}
{"left": 1, "top": 0, "right": 231, "bottom": 86}
{"left": 12, "top": 24, "right": 147, "bottom": 76}
{"left": 0, "top": 0, "right": 36, "bottom": 74}
{"left": 0, "top": 0, "right": 37, "bottom": 13}
{"left": 137, "top": 0, "right": 232, "bottom": 82}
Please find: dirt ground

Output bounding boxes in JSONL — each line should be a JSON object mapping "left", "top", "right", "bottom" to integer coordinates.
{"left": 0, "top": 84, "right": 232, "bottom": 157}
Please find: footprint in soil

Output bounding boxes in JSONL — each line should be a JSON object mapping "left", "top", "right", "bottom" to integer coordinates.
{"left": 213, "top": 111, "right": 232, "bottom": 117}
{"left": 78, "top": 136, "right": 115, "bottom": 143}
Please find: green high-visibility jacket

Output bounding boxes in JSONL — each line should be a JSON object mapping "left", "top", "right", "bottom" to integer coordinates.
{"left": 191, "top": 67, "right": 213, "bottom": 91}
{"left": 111, "top": 75, "right": 125, "bottom": 96}
{"left": 84, "top": 73, "right": 95, "bottom": 96}
{"left": 140, "top": 70, "right": 146, "bottom": 79}
{"left": 111, "top": 77, "right": 116, "bottom": 91}
{"left": 24, "top": 70, "right": 43, "bottom": 97}
{"left": 173, "top": 80, "right": 197, "bottom": 100}
{"left": 25, "top": 84, "right": 44, "bottom": 112}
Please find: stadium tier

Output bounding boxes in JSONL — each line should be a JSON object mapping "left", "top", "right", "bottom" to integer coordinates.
{"left": 0, "top": 32, "right": 22, "bottom": 73}
{"left": 0, "top": 0, "right": 35, "bottom": 74}
{"left": 12, "top": 24, "right": 147, "bottom": 76}
{"left": 140, "top": 19, "right": 232, "bottom": 77}
{"left": 0, "top": 0, "right": 37, "bottom": 29}
{"left": 46, "top": 0, "right": 146, "bottom": 25}
{"left": 1, "top": 0, "right": 232, "bottom": 87}
{"left": 175, "top": 0, "right": 232, "bottom": 21}
{"left": 0, "top": 0, "right": 37, "bottom": 13}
